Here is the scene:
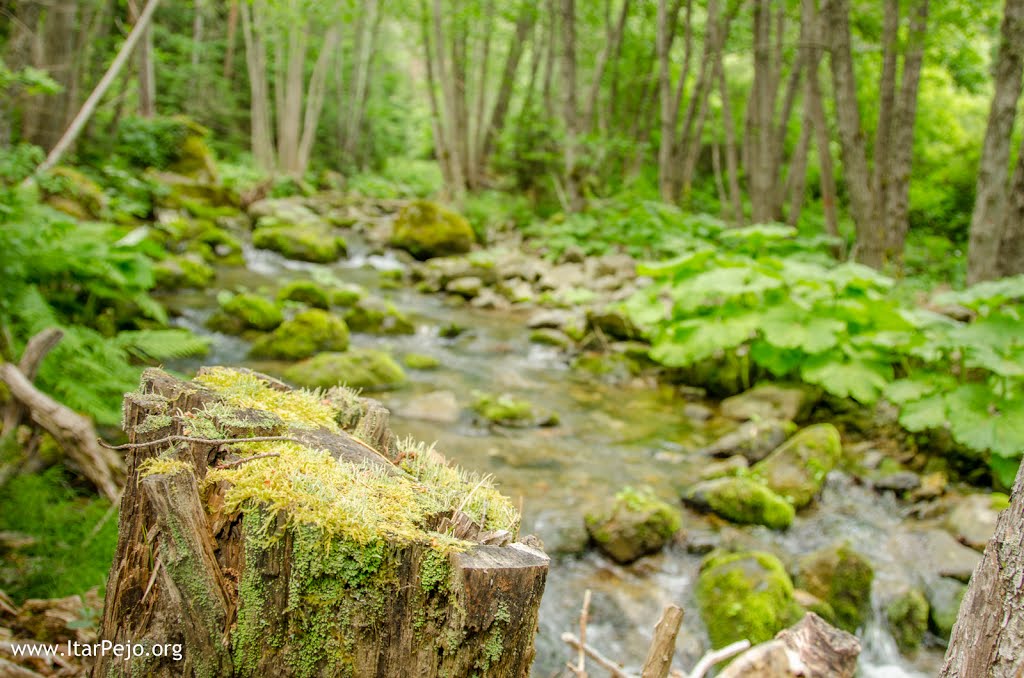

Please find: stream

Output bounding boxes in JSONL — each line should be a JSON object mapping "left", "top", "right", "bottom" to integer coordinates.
{"left": 165, "top": 232, "right": 946, "bottom": 677}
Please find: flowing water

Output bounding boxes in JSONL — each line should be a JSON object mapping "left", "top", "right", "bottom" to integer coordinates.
{"left": 166, "top": 234, "right": 945, "bottom": 677}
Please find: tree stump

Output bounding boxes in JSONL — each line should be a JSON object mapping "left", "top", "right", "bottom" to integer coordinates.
{"left": 94, "top": 367, "right": 548, "bottom": 677}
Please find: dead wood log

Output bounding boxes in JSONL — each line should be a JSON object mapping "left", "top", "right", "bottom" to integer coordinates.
{"left": 95, "top": 367, "right": 548, "bottom": 677}
{"left": 641, "top": 605, "right": 684, "bottom": 678}
{"left": 717, "top": 613, "right": 860, "bottom": 678}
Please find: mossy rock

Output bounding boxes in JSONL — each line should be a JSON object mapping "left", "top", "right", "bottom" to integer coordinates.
{"left": 284, "top": 350, "right": 407, "bottom": 391}
{"left": 43, "top": 166, "right": 106, "bottom": 219}
{"left": 404, "top": 353, "right": 441, "bottom": 370}
{"left": 207, "top": 293, "right": 283, "bottom": 334}
{"left": 752, "top": 423, "right": 841, "bottom": 508}
{"left": 683, "top": 477, "right": 795, "bottom": 530}
{"left": 343, "top": 298, "right": 415, "bottom": 335}
{"left": 391, "top": 200, "right": 475, "bottom": 260}
{"left": 471, "top": 393, "right": 538, "bottom": 427}
{"left": 886, "top": 588, "right": 929, "bottom": 654}
{"left": 329, "top": 283, "right": 367, "bottom": 307}
{"left": 277, "top": 280, "right": 330, "bottom": 309}
{"left": 794, "top": 542, "right": 873, "bottom": 634}
{"left": 250, "top": 309, "right": 350, "bottom": 360}
{"left": 529, "top": 329, "right": 572, "bottom": 348}
{"left": 253, "top": 225, "right": 347, "bottom": 263}
{"left": 571, "top": 352, "right": 641, "bottom": 383}
{"left": 925, "top": 577, "right": 967, "bottom": 640}
{"left": 154, "top": 254, "right": 215, "bottom": 289}
{"left": 584, "top": 486, "right": 681, "bottom": 564}
{"left": 696, "top": 550, "right": 804, "bottom": 649}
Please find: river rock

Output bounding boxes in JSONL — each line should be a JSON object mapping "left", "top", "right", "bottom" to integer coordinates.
{"left": 696, "top": 551, "right": 803, "bottom": 648}
{"left": 248, "top": 197, "right": 319, "bottom": 225}
{"left": 398, "top": 391, "right": 460, "bottom": 423}
{"left": 343, "top": 297, "right": 415, "bottom": 335}
{"left": 586, "top": 308, "right": 642, "bottom": 341}
{"left": 154, "top": 253, "right": 215, "bottom": 289}
{"left": 752, "top": 424, "right": 841, "bottom": 508}
{"left": 594, "top": 253, "right": 635, "bottom": 278}
{"left": 250, "top": 309, "right": 349, "bottom": 360}
{"left": 445, "top": 276, "right": 484, "bottom": 298}
{"left": 682, "top": 402, "right": 714, "bottom": 422}
{"left": 885, "top": 587, "right": 929, "bottom": 654}
{"left": 42, "top": 166, "right": 107, "bottom": 219}
{"left": 284, "top": 349, "right": 407, "bottom": 391}
{"left": 924, "top": 576, "right": 966, "bottom": 640}
{"left": 794, "top": 542, "right": 873, "bottom": 634}
{"left": 469, "top": 288, "right": 511, "bottom": 310}
{"left": 917, "top": 528, "right": 981, "bottom": 582}
{"left": 909, "top": 471, "right": 947, "bottom": 501}
{"left": 390, "top": 200, "right": 475, "bottom": 259}
{"left": 721, "top": 383, "right": 818, "bottom": 422}
{"left": 700, "top": 419, "right": 794, "bottom": 462}
{"left": 683, "top": 476, "right": 795, "bottom": 530}
{"left": 403, "top": 353, "right": 441, "bottom": 370}
{"left": 529, "top": 328, "right": 572, "bottom": 348}
{"left": 872, "top": 470, "right": 922, "bottom": 493}
{"left": 252, "top": 224, "right": 347, "bottom": 263}
{"left": 470, "top": 392, "right": 557, "bottom": 427}
{"left": 584, "top": 486, "right": 681, "bottom": 564}
{"left": 276, "top": 280, "right": 330, "bottom": 309}
{"left": 944, "top": 493, "right": 1006, "bottom": 551}
{"left": 527, "top": 309, "right": 579, "bottom": 331}
{"left": 538, "top": 263, "right": 586, "bottom": 291}
{"left": 207, "top": 293, "right": 283, "bottom": 334}
{"left": 696, "top": 455, "right": 749, "bottom": 481}
{"left": 328, "top": 282, "right": 367, "bottom": 307}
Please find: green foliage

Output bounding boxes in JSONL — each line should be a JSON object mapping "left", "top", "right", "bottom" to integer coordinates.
{"left": 347, "top": 158, "right": 443, "bottom": 199}
{"left": 114, "top": 115, "right": 209, "bottom": 171}
{"left": 0, "top": 466, "right": 119, "bottom": 599}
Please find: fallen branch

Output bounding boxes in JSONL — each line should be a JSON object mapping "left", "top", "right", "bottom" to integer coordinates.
{"left": 688, "top": 640, "right": 751, "bottom": 678}
{"left": 101, "top": 435, "right": 301, "bottom": 450}
{"left": 561, "top": 632, "right": 632, "bottom": 678}
{"left": 215, "top": 452, "right": 281, "bottom": 469}
{"left": 641, "top": 605, "right": 684, "bottom": 678}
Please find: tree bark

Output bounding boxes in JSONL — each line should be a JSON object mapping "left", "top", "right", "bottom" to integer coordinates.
{"left": 95, "top": 368, "right": 548, "bottom": 678}
{"left": 240, "top": 0, "right": 274, "bottom": 171}
{"left": 718, "top": 613, "right": 860, "bottom": 678}
{"left": 803, "top": 0, "right": 841, "bottom": 250}
{"left": 223, "top": 0, "right": 239, "bottom": 80}
{"left": 940, "top": 459, "right": 1024, "bottom": 677}
{"left": 129, "top": 0, "right": 156, "bottom": 118}
{"left": 968, "top": 0, "right": 1024, "bottom": 283}
{"left": 996, "top": 136, "right": 1024, "bottom": 277}
{"left": 560, "top": 0, "right": 585, "bottom": 211}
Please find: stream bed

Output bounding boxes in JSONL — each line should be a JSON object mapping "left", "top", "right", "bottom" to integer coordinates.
{"left": 166, "top": 235, "right": 947, "bottom": 677}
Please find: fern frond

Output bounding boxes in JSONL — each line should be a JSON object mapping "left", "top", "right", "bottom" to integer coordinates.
{"left": 115, "top": 329, "right": 210, "bottom": 361}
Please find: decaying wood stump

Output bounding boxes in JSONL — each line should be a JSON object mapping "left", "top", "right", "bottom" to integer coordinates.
{"left": 717, "top": 613, "right": 860, "bottom": 678}
{"left": 95, "top": 367, "right": 548, "bottom": 677}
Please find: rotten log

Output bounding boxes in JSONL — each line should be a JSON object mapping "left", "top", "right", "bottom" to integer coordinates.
{"left": 95, "top": 367, "right": 548, "bottom": 677}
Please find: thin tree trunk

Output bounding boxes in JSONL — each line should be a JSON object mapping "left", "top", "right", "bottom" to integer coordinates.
{"left": 996, "top": 137, "right": 1024, "bottom": 277}
{"left": 803, "top": 0, "right": 841, "bottom": 250}
{"left": 240, "top": 0, "right": 274, "bottom": 171}
{"left": 560, "top": 0, "right": 584, "bottom": 211}
{"left": 343, "top": 0, "right": 378, "bottom": 165}
{"left": 433, "top": 0, "right": 467, "bottom": 194}
{"left": 24, "top": 0, "right": 79, "bottom": 148}
{"left": 583, "top": 0, "right": 630, "bottom": 133}
{"left": 657, "top": 0, "right": 678, "bottom": 201}
{"left": 34, "top": 0, "right": 162, "bottom": 176}
{"left": 296, "top": 27, "right": 340, "bottom": 175}
{"left": 542, "top": 0, "right": 558, "bottom": 120}
{"left": 469, "top": 0, "right": 496, "bottom": 187}
{"left": 968, "top": 0, "right": 1024, "bottom": 283}
{"left": 224, "top": 0, "right": 239, "bottom": 79}
{"left": 717, "top": 58, "right": 743, "bottom": 225}
{"left": 784, "top": 122, "right": 811, "bottom": 225}
{"left": 420, "top": 0, "right": 454, "bottom": 190}
{"left": 190, "top": 0, "right": 204, "bottom": 109}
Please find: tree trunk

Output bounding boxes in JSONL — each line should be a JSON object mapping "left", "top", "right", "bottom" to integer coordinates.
{"left": 23, "top": 0, "right": 79, "bottom": 150}
{"left": 560, "top": 0, "right": 585, "bottom": 211}
{"left": 583, "top": 0, "right": 630, "bottom": 133}
{"left": 95, "top": 368, "right": 548, "bottom": 678}
{"left": 224, "top": 0, "right": 239, "bottom": 79}
{"left": 940, "top": 459, "right": 1024, "bottom": 677}
{"left": 803, "top": 0, "right": 841, "bottom": 250}
{"left": 240, "top": 0, "right": 274, "bottom": 171}
{"left": 967, "top": 0, "right": 1024, "bottom": 283}
{"left": 996, "top": 137, "right": 1024, "bottom": 277}
{"left": 296, "top": 27, "right": 340, "bottom": 175}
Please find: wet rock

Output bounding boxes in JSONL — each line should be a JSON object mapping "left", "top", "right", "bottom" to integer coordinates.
{"left": 924, "top": 577, "right": 966, "bottom": 640}
{"left": 527, "top": 309, "right": 577, "bottom": 330}
{"left": 721, "top": 383, "right": 819, "bottom": 422}
{"left": 682, "top": 402, "right": 714, "bottom": 422}
{"left": 872, "top": 470, "right": 922, "bottom": 493}
{"left": 696, "top": 455, "right": 749, "bottom": 481}
{"left": 891, "top": 529, "right": 981, "bottom": 583}
{"left": 909, "top": 471, "right": 947, "bottom": 502}
{"left": 445, "top": 276, "right": 483, "bottom": 299}
{"left": 794, "top": 542, "right": 874, "bottom": 634}
{"left": 328, "top": 282, "right": 366, "bottom": 307}
{"left": 885, "top": 588, "right": 929, "bottom": 654}
{"left": 391, "top": 200, "right": 475, "bottom": 260}
{"left": 397, "top": 391, "right": 460, "bottom": 423}
{"left": 696, "top": 551, "right": 803, "bottom": 648}
{"left": 584, "top": 486, "right": 681, "bottom": 564}
{"left": 248, "top": 197, "right": 320, "bottom": 226}
{"left": 944, "top": 493, "right": 1005, "bottom": 551}
{"left": 343, "top": 297, "right": 415, "bottom": 335}
{"left": 595, "top": 253, "right": 635, "bottom": 278}
{"left": 683, "top": 477, "right": 795, "bottom": 530}
{"left": 586, "top": 308, "right": 642, "bottom": 341}
{"left": 535, "top": 509, "right": 589, "bottom": 556}
{"left": 752, "top": 424, "right": 842, "bottom": 508}
{"left": 438, "top": 322, "right": 467, "bottom": 338}
{"left": 571, "top": 352, "right": 640, "bottom": 383}
{"left": 403, "top": 353, "right": 441, "bottom": 370}
{"left": 529, "top": 328, "right": 572, "bottom": 348}
{"left": 207, "top": 293, "right": 283, "bottom": 334}
{"left": 700, "top": 419, "right": 794, "bottom": 462}
{"left": 794, "top": 589, "right": 836, "bottom": 624}
{"left": 469, "top": 288, "right": 511, "bottom": 310}
{"left": 559, "top": 244, "right": 586, "bottom": 263}
{"left": 250, "top": 309, "right": 350, "bottom": 360}
{"left": 42, "top": 166, "right": 106, "bottom": 219}
{"left": 252, "top": 224, "right": 347, "bottom": 263}
{"left": 470, "top": 392, "right": 557, "bottom": 427}
{"left": 538, "top": 263, "right": 586, "bottom": 291}
{"left": 277, "top": 280, "right": 330, "bottom": 309}
{"left": 498, "top": 279, "right": 535, "bottom": 303}
{"left": 284, "top": 349, "right": 407, "bottom": 391}
{"left": 154, "top": 253, "right": 215, "bottom": 289}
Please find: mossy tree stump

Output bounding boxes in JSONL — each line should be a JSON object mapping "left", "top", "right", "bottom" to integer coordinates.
{"left": 95, "top": 367, "right": 548, "bottom": 677}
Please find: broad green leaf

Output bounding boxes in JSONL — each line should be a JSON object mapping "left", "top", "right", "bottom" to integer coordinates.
{"left": 759, "top": 304, "right": 844, "bottom": 353}
{"left": 800, "top": 353, "right": 892, "bottom": 404}
{"left": 636, "top": 249, "right": 716, "bottom": 278}
{"left": 885, "top": 374, "right": 953, "bottom": 404}
{"left": 934, "top": 275, "right": 1024, "bottom": 312}
{"left": 898, "top": 393, "right": 948, "bottom": 431}
{"left": 947, "top": 312, "right": 1024, "bottom": 352}
{"left": 945, "top": 386, "right": 1024, "bottom": 457}
{"left": 650, "top": 313, "right": 760, "bottom": 366}
{"left": 988, "top": 455, "right": 1021, "bottom": 490}
{"left": 750, "top": 340, "right": 805, "bottom": 376}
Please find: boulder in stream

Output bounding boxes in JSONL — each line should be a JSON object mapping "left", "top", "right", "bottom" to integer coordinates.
{"left": 284, "top": 349, "right": 407, "bottom": 391}
{"left": 277, "top": 279, "right": 331, "bottom": 309}
{"left": 696, "top": 550, "right": 804, "bottom": 649}
{"left": 885, "top": 587, "right": 929, "bottom": 654}
{"left": 154, "top": 253, "right": 215, "bottom": 289}
{"left": 794, "top": 542, "right": 874, "bottom": 634}
{"left": 944, "top": 492, "right": 1007, "bottom": 551}
{"left": 683, "top": 476, "right": 795, "bottom": 530}
{"left": 584, "top": 486, "right": 681, "bottom": 564}
{"left": 751, "top": 423, "right": 841, "bottom": 508}
{"left": 924, "top": 576, "right": 967, "bottom": 640}
{"left": 403, "top": 353, "right": 441, "bottom": 370}
{"left": 344, "top": 297, "right": 416, "bottom": 335}
{"left": 207, "top": 293, "right": 283, "bottom": 334}
{"left": 250, "top": 309, "right": 350, "bottom": 360}
{"left": 699, "top": 419, "right": 794, "bottom": 462}
{"left": 391, "top": 200, "right": 475, "bottom": 260}
{"left": 329, "top": 282, "right": 367, "bottom": 307}
{"left": 470, "top": 392, "right": 558, "bottom": 427}
{"left": 253, "top": 224, "right": 347, "bottom": 263}
{"left": 445, "top": 276, "right": 484, "bottom": 298}
{"left": 720, "top": 383, "right": 820, "bottom": 422}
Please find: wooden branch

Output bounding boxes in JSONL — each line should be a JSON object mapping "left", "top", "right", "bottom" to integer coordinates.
{"left": 16, "top": 328, "right": 63, "bottom": 382}
{"left": 641, "top": 604, "right": 684, "bottom": 678}
{"left": 215, "top": 452, "right": 280, "bottom": 469}
{"left": 561, "top": 632, "right": 633, "bottom": 678}
{"left": 688, "top": 640, "right": 750, "bottom": 678}
{"left": 100, "top": 434, "right": 301, "bottom": 451}
{"left": 575, "top": 589, "right": 592, "bottom": 677}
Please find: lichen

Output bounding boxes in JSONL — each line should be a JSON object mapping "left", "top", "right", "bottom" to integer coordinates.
{"left": 138, "top": 458, "right": 192, "bottom": 478}
{"left": 137, "top": 413, "right": 173, "bottom": 434}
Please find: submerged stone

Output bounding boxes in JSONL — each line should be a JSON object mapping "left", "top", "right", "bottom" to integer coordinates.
{"left": 794, "top": 542, "right": 874, "bottom": 634}
{"left": 391, "top": 200, "right": 475, "bottom": 260}
{"left": 403, "top": 353, "right": 441, "bottom": 370}
{"left": 752, "top": 423, "right": 841, "bottom": 508}
{"left": 720, "top": 382, "right": 819, "bottom": 422}
{"left": 277, "top": 280, "right": 331, "bottom": 309}
{"left": 924, "top": 576, "right": 966, "bottom": 640}
{"left": 250, "top": 309, "right": 350, "bottom": 360}
{"left": 584, "top": 486, "right": 681, "bottom": 564}
{"left": 683, "top": 476, "right": 795, "bottom": 530}
{"left": 886, "top": 588, "right": 929, "bottom": 654}
{"left": 208, "top": 293, "right": 283, "bottom": 334}
{"left": 284, "top": 349, "right": 407, "bottom": 391}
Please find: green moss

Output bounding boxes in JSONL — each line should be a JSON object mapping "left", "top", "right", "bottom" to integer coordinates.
{"left": 391, "top": 200, "right": 475, "bottom": 260}
{"left": 250, "top": 309, "right": 350, "bottom": 360}
{"left": 471, "top": 392, "right": 534, "bottom": 426}
{"left": 137, "top": 413, "right": 173, "bottom": 434}
{"left": 683, "top": 476, "right": 795, "bottom": 530}
{"left": 154, "top": 254, "right": 215, "bottom": 289}
{"left": 43, "top": 166, "right": 106, "bottom": 218}
{"left": 795, "top": 542, "right": 874, "bottom": 634}
{"left": 208, "top": 293, "right": 283, "bottom": 334}
{"left": 404, "top": 353, "right": 441, "bottom": 370}
{"left": 138, "top": 458, "right": 192, "bottom": 477}
{"left": 752, "top": 423, "right": 841, "bottom": 508}
{"left": 886, "top": 589, "right": 929, "bottom": 654}
{"left": 253, "top": 225, "right": 347, "bottom": 263}
{"left": 277, "top": 280, "right": 331, "bottom": 309}
{"left": 284, "top": 350, "right": 408, "bottom": 391}
{"left": 990, "top": 492, "right": 1010, "bottom": 511}
{"left": 584, "top": 486, "right": 681, "bottom": 563}
{"left": 328, "top": 283, "right": 366, "bottom": 307}
{"left": 419, "top": 549, "right": 451, "bottom": 594}
{"left": 343, "top": 298, "right": 415, "bottom": 335}
{"left": 696, "top": 551, "right": 803, "bottom": 649}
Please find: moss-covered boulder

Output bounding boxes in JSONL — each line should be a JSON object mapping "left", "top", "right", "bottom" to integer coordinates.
{"left": 250, "top": 309, "right": 350, "bottom": 360}
{"left": 207, "top": 293, "right": 283, "bottom": 334}
{"left": 794, "top": 542, "right": 874, "bottom": 634}
{"left": 253, "top": 225, "right": 347, "bottom": 263}
{"left": 277, "top": 280, "right": 331, "bottom": 309}
{"left": 683, "top": 477, "right": 795, "bottom": 530}
{"left": 470, "top": 392, "right": 558, "bottom": 428}
{"left": 886, "top": 588, "right": 929, "bottom": 654}
{"left": 584, "top": 487, "right": 681, "bottom": 564}
{"left": 404, "top": 353, "right": 441, "bottom": 370}
{"left": 391, "top": 200, "right": 475, "bottom": 260}
{"left": 42, "top": 166, "right": 107, "bottom": 219}
{"left": 329, "top": 283, "right": 367, "bottom": 307}
{"left": 696, "top": 551, "right": 804, "bottom": 648}
{"left": 720, "top": 383, "right": 820, "bottom": 422}
{"left": 284, "top": 350, "right": 407, "bottom": 391}
{"left": 752, "top": 423, "right": 841, "bottom": 508}
{"left": 154, "top": 254, "right": 215, "bottom": 289}
{"left": 925, "top": 577, "right": 967, "bottom": 640}
{"left": 344, "top": 298, "right": 415, "bottom": 335}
